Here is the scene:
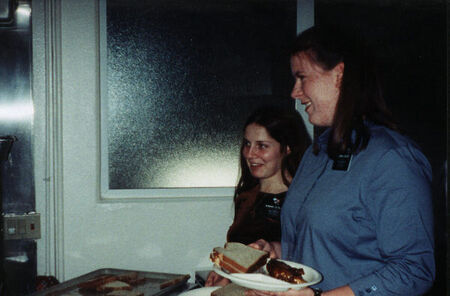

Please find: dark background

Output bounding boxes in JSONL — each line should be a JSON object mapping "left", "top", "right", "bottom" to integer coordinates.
{"left": 315, "top": 0, "right": 447, "bottom": 294}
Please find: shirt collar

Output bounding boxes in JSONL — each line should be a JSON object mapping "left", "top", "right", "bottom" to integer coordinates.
{"left": 314, "top": 120, "right": 374, "bottom": 152}
{"left": 315, "top": 127, "right": 331, "bottom": 151}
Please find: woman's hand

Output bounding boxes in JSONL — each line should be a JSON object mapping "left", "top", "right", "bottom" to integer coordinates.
{"left": 204, "top": 271, "right": 231, "bottom": 287}
{"left": 245, "top": 288, "right": 314, "bottom": 296}
{"left": 248, "top": 239, "right": 282, "bottom": 259}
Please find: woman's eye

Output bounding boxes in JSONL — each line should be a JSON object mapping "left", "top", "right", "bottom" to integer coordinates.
{"left": 258, "top": 144, "right": 268, "bottom": 149}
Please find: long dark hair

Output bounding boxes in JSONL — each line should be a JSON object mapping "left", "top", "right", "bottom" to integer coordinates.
{"left": 291, "top": 26, "right": 398, "bottom": 158}
{"left": 234, "top": 106, "right": 311, "bottom": 201}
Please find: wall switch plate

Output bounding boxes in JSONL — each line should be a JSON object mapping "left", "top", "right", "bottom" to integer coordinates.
{"left": 2, "top": 213, "right": 41, "bottom": 240}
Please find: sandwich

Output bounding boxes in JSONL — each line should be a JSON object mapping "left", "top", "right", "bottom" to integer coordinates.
{"left": 210, "top": 242, "right": 269, "bottom": 274}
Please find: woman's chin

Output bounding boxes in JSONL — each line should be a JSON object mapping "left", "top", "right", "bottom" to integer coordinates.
{"left": 250, "top": 171, "right": 263, "bottom": 179}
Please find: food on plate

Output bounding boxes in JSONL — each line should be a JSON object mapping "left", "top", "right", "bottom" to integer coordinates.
{"left": 211, "top": 283, "right": 248, "bottom": 296}
{"left": 210, "top": 242, "right": 269, "bottom": 273}
{"left": 96, "top": 280, "right": 133, "bottom": 293}
{"left": 266, "top": 259, "right": 307, "bottom": 284}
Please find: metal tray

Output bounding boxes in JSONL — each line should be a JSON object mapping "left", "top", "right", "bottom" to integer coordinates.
{"left": 29, "top": 268, "right": 190, "bottom": 296}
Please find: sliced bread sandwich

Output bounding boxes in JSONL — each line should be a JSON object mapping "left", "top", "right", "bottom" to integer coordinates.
{"left": 210, "top": 242, "right": 269, "bottom": 273}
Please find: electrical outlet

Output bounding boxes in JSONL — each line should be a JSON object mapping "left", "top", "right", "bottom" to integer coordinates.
{"left": 2, "top": 213, "right": 41, "bottom": 240}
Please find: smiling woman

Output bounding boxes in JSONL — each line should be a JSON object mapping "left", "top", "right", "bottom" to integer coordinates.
{"left": 246, "top": 25, "right": 437, "bottom": 296}
{"left": 205, "top": 106, "right": 310, "bottom": 287}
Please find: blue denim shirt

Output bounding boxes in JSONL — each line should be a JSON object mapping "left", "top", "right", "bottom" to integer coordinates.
{"left": 281, "top": 123, "right": 435, "bottom": 295}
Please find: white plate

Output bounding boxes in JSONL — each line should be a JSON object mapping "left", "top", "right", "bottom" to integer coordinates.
{"left": 178, "top": 287, "right": 220, "bottom": 296}
{"left": 213, "top": 259, "right": 322, "bottom": 291}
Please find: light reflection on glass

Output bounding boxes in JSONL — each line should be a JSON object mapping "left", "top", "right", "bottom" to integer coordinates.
{"left": 16, "top": 5, "right": 31, "bottom": 17}
{"left": 0, "top": 102, "right": 34, "bottom": 121}
{"left": 15, "top": 4, "right": 31, "bottom": 27}
{"left": 153, "top": 148, "right": 239, "bottom": 187}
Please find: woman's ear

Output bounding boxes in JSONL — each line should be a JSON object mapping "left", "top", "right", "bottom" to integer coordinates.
{"left": 334, "top": 62, "right": 345, "bottom": 87}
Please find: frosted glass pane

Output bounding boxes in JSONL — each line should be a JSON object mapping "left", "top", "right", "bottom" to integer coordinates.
{"left": 106, "top": 0, "right": 296, "bottom": 189}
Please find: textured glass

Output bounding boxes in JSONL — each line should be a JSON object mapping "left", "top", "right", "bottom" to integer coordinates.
{"left": 106, "top": 0, "right": 296, "bottom": 189}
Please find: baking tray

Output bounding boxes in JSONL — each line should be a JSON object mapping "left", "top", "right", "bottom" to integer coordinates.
{"left": 29, "top": 268, "right": 190, "bottom": 296}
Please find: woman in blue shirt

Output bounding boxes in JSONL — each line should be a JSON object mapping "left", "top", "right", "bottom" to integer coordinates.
{"left": 247, "top": 26, "right": 434, "bottom": 296}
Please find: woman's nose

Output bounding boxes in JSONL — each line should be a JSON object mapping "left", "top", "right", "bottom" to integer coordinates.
{"left": 291, "top": 82, "right": 304, "bottom": 100}
{"left": 243, "top": 146, "right": 256, "bottom": 158}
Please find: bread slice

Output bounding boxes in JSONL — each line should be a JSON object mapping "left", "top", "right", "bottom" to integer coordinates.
{"left": 78, "top": 275, "right": 117, "bottom": 291}
{"left": 211, "top": 283, "right": 248, "bottom": 296}
{"left": 96, "top": 280, "right": 132, "bottom": 293}
{"left": 210, "top": 242, "right": 269, "bottom": 273}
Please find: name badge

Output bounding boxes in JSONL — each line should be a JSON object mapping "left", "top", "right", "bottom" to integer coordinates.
{"left": 332, "top": 153, "right": 352, "bottom": 171}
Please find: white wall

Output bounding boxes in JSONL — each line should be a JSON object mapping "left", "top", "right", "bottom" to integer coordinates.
{"left": 33, "top": 0, "right": 234, "bottom": 282}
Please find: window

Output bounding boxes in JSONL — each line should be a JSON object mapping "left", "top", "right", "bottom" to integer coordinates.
{"left": 100, "top": 0, "right": 297, "bottom": 199}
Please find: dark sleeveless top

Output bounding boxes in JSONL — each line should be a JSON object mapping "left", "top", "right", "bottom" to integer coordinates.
{"left": 226, "top": 185, "right": 287, "bottom": 245}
